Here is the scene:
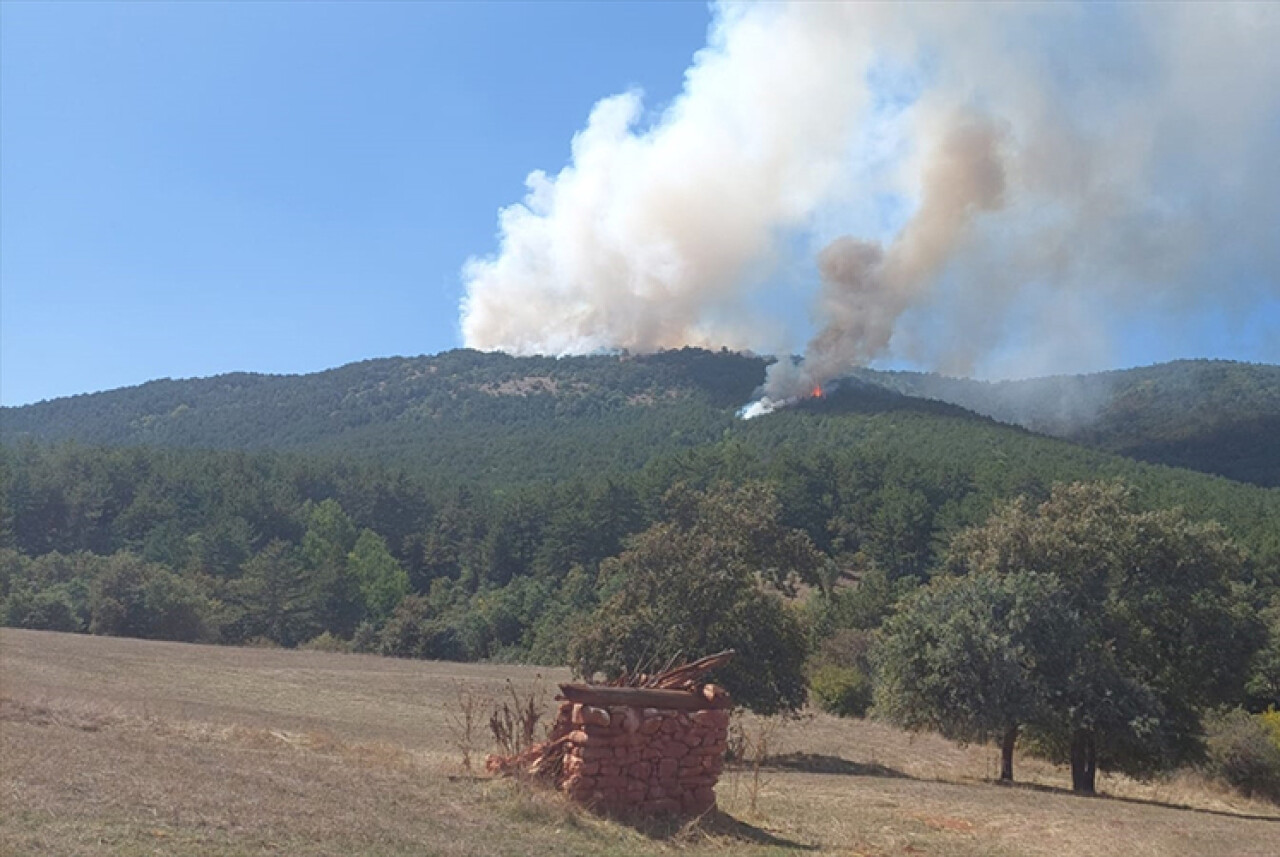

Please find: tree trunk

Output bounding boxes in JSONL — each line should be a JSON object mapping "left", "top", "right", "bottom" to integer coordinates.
{"left": 1000, "top": 725, "right": 1019, "bottom": 781}
{"left": 1070, "top": 730, "right": 1097, "bottom": 794}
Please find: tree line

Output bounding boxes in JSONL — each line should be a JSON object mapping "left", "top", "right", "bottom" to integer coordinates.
{"left": 3, "top": 433, "right": 1279, "bottom": 794}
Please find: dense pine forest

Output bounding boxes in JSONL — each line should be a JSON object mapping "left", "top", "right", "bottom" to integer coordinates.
{"left": 6, "top": 350, "right": 1278, "bottom": 487}
{"left": 3, "top": 348, "right": 1280, "bottom": 789}
{"left": 857, "top": 359, "right": 1280, "bottom": 487}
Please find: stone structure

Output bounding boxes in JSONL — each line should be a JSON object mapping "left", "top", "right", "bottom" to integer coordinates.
{"left": 557, "top": 697, "right": 730, "bottom": 816}
{"left": 486, "top": 651, "right": 735, "bottom": 817}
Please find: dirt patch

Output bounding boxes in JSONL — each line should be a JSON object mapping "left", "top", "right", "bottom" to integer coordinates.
{"left": 477, "top": 376, "right": 591, "bottom": 396}
{"left": 915, "top": 814, "right": 976, "bottom": 832}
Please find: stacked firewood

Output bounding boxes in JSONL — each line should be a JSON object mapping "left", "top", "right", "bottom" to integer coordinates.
{"left": 486, "top": 651, "right": 734, "bottom": 817}
{"left": 605, "top": 650, "right": 736, "bottom": 691}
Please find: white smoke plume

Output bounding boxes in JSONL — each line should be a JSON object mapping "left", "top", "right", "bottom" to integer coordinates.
{"left": 460, "top": 3, "right": 879, "bottom": 356}
{"left": 460, "top": 2, "right": 1280, "bottom": 411}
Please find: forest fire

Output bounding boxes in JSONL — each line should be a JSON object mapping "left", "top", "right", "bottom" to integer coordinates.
{"left": 738, "top": 380, "right": 827, "bottom": 419}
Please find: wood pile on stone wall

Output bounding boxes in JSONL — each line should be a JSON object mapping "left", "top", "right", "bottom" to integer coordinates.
{"left": 486, "top": 651, "right": 734, "bottom": 817}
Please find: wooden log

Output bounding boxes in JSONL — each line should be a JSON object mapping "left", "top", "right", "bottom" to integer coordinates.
{"left": 557, "top": 684, "right": 732, "bottom": 710}
{"left": 649, "top": 650, "right": 735, "bottom": 690}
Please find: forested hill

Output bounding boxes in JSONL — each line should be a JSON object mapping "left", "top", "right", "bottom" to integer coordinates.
{"left": 3, "top": 350, "right": 1279, "bottom": 486}
{"left": 856, "top": 359, "right": 1280, "bottom": 487}
{"left": 0, "top": 348, "right": 763, "bottom": 446}
{"left": 0, "top": 349, "right": 766, "bottom": 484}
{"left": 4, "top": 349, "right": 1280, "bottom": 685}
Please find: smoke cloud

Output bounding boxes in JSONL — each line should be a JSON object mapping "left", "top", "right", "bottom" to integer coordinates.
{"left": 460, "top": 2, "right": 1280, "bottom": 410}
{"left": 752, "top": 112, "right": 1007, "bottom": 409}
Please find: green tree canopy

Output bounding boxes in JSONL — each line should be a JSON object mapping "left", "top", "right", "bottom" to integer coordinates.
{"left": 88, "top": 552, "right": 212, "bottom": 642}
{"left": 230, "top": 540, "right": 318, "bottom": 647}
{"left": 301, "top": 499, "right": 363, "bottom": 636}
{"left": 886, "top": 482, "right": 1264, "bottom": 793}
{"left": 1247, "top": 594, "right": 1280, "bottom": 708}
{"left": 568, "top": 482, "right": 820, "bottom": 714}
{"left": 875, "top": 569, "right": 1077, "bottom": 781}
{"left": 347, "top": 529, "right": 409, "bottom": 622}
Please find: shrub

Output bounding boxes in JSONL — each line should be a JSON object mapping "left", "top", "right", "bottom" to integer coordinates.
{"left": 241, "top": 635, "right": 281, "bottom": 649}
{"left": 89, "top": 553, "right": 213, "bottom": 642}
{"left": 378, "top": 594, "right": 463, "bottom": 660}
{"left": 809, "top": 663, "right": 873, "bottom": 717}
{"left": 1203, "top": 708, "right": 1280, "bottom": 802}
{"left": 816, "top": 628, "right": 874, "bottom": 672}
{"left": 351, "top": 620, "right": 380, "bottom": 653}
{"left": 2, "top": 584, "right": 86, "bottom": 633}
{"left": 1259, "top": 707, "right": 1280, "bottom": 747}
{"left": 301, "top": 631, "right": 352, "bottom": 653}
{"left": 807, "top": 628, "right": 876, "bottom": 718}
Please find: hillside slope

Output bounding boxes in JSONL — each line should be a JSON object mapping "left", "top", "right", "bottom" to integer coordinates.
{"left": 4, "top": 354, "right": 1278, "bottom": 679}
{"left": 856, "top": 360, "right": 1280, "bottom": 486}
{"left": 5, "top": 380, "right": 1279, "bottom": 567}
{"left": 4, "top": 350, "right": 1279, "bottom": 487}
{"left": 1, "top": 349, "right": 763, "bottom": 484}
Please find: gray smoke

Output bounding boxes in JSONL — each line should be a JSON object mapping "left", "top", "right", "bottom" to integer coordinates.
{"left": 460, "top": 2, "right": 1280, "bottom": 411}
{"left": 751, "top": 112, "right": 1007, "bottom": 411}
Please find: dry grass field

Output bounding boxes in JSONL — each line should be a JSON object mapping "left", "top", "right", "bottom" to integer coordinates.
{"left": 2, "top": 628, "right": 1277, "bottom": 857}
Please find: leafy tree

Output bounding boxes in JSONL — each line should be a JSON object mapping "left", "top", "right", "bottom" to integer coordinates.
{"left": 568, "top": 482, "right": 819, "bottom": 714}
{"left": 378, "top": 594, "right": 462, "bottom": 660}
{"left": 88, "top": 552, "right": 212, "bottom": 642}
{"left": 302, "top": 499, "right": 357, "bottom": 569}
{"left": 4, "top": 583, "right": 86, "bottom": 632}
{"left": 875, "top": 570, "right": 1076, "bottom": 781}
{"left": 526, "top": 564, "right": 599, "bottom": 665}
{"left": 804, "top": 565, "right": 916, "bottom": 638}
{"left": 301, "top": 500, "right": 363, "bottom": 635}
{"left": 1246, "top": 594, "right": 1280, "bottom": 708}
{"left": 0, "top": 551, "right": 95, "bottom": 630}
{"left": 865, "top": 483, "right": 935, "bottom": 580}
{"left": 347, "top": 529, "right": 409, "bottom": 622}
{"left": 937, "top": 482, "right": 1263, "bottom": 793}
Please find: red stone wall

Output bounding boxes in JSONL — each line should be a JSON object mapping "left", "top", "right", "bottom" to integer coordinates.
{"left": 558, "top": 701, "right": 730, "bottom": 816}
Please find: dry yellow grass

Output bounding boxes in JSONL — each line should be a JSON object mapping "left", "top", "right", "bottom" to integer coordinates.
{"left": 2, "top": 628, "right": 1277, "bottom": 856}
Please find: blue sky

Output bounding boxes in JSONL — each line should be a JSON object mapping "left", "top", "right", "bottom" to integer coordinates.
{"left": 2, "top": 2, "right": 1277, "bottom": 407}
{"left": 1, "top": 2, "right": 708, "bottom": 405}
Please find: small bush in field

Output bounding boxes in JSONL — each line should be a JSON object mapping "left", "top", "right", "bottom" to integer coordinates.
{"left": 807, "top": 628, "right": 875, "bottom": 717}
{"left": 1203, "top": 708, "right": 1280, "bottom": 802}
{"left": 351, "top": 621, "right": 379, "bottom": 653}
{"left": 488, "top": 678, "right": 544, "bottom": 758}
{"left": 816, "top": 628, "right": 875, "bottom": 671}
{"left": 378, "top": 595, "right": 463, "bottom": 660}
{"left": 810, "top": 663, "right": 873, "bottom": 718}
{"left": 1258, "top": 707, "right": 1280, "bottom": 747}
{"left": 2, "top": 586, "right": 85, "bottom": 633}
{"left": 241, "top": 635, "right": 281, "bottom": 649}
{"left": 301, "top": 632, "right": 351, "bottom": 653}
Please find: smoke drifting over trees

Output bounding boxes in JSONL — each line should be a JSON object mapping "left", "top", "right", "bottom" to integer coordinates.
{"left": 460, "top": 2, "right": 1280, "bottom": 405}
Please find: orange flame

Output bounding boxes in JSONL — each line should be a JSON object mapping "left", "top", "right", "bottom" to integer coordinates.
{"left": 811, "top": 385, "right": 823, "bottom": 398}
